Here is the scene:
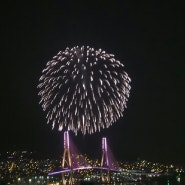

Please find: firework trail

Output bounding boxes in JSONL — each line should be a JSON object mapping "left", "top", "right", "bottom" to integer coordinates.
{"left": 38, "top": 46, "right": 131, "bottom": 135}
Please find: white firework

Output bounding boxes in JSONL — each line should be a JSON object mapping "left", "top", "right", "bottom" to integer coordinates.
{"left": 38, "top": 46, "right": 131, "bottom": 135}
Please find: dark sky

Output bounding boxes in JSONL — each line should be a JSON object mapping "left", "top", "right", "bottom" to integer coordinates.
{"left": 2, "top": 1, "right": 185, "bottom": 165}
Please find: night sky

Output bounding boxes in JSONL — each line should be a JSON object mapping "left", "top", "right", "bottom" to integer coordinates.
{"left": 2, "top": 1, "right": 185, "bottom": 165}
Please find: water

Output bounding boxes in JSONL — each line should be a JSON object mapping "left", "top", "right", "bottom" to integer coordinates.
{"left": 104, "top": 181, "right": 182, "bottom": 185}
{"left": 48, "top": 179, "right": 184, "bottom": 185}
{"left": 9, "top": 176, "right": 185, "bottom": 185}
{"left": 10, "top": 180, "right": 185, "bottom": 185}
{"left": 85, "top": 180, "right": 184, "bottom": 185}
{"left": 63, "top": 180, "right": 184, "bottom": 185}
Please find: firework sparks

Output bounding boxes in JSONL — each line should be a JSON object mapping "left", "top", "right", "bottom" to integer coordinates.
{"left": 38, "top": 46, "right": 131, "bottom": 135}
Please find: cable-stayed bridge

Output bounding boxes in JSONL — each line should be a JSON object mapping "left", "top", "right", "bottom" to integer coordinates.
{"left": 48, "top": 131, "right": 120, "bottom": 183}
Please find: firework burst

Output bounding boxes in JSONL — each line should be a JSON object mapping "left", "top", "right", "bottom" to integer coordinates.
{"left": 38, "top": 46, "right": 131, "bottom": 135}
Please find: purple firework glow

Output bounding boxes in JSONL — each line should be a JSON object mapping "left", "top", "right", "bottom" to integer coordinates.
{"left": 38, "top": 46, "right": 131, "bottom": 135}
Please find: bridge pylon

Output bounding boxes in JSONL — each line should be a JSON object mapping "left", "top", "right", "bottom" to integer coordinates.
{"left": 101, "top": 137, "right": 110, "bottom": 183}
{"left": 62, "top": 131, "right": 73, "bottom": 184}
{"left": 62, "top": 131, "right": 72, "bottom": 168}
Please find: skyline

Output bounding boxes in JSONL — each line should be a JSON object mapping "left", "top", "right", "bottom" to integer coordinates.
{"left": 2, "top": 1, "right": 185, "bottom": 165}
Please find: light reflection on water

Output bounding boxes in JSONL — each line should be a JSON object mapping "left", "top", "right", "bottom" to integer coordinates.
{"left": 47, "top": 180, "right": 184, "bottom": 185}
{"left": 12, "top": 181, "right": 184, "bottom": 185}
{"left": 95, "top": 180, "right": 184, "bottom": 185}
{"left": 12, "top": 177, "right": 185, "bottom": 185}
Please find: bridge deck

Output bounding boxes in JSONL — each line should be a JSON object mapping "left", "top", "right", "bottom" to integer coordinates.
{"left": 48, "top": 166, "right": 121, "bottom": 175}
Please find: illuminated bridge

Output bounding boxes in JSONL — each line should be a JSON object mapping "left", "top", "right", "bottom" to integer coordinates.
{"left": 48, "top": 131, "right": 120, "bottom": 183}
